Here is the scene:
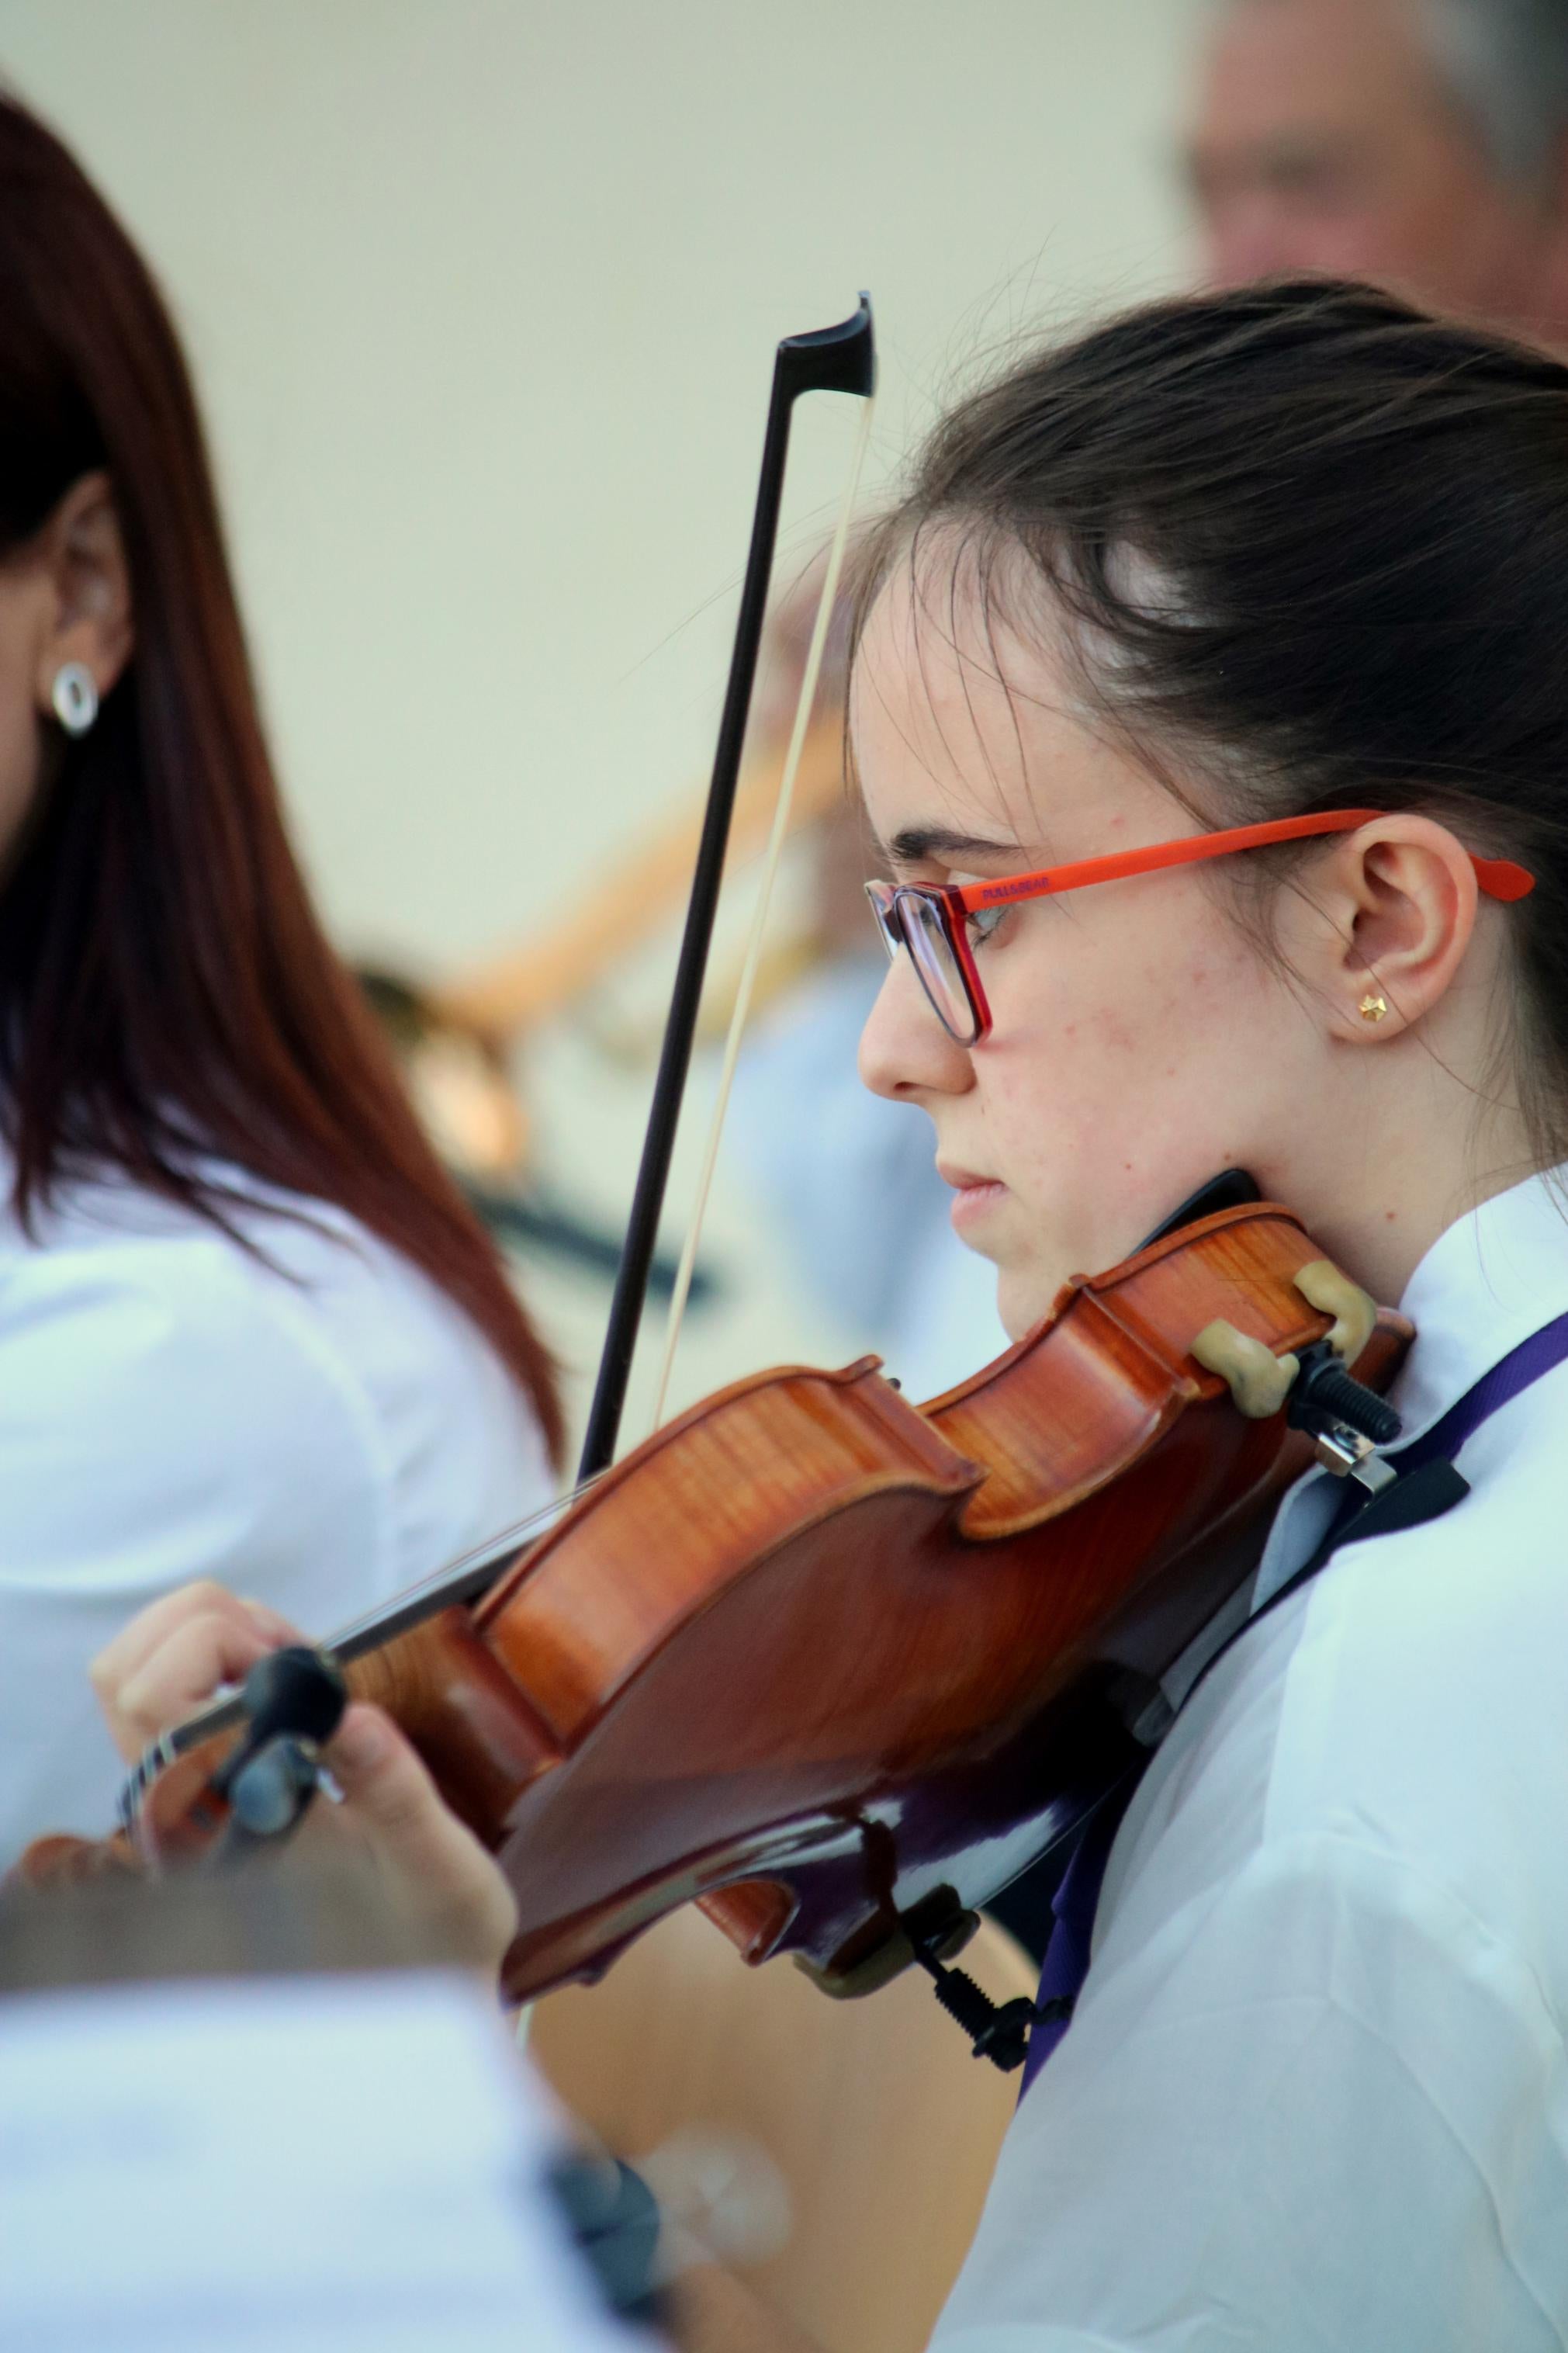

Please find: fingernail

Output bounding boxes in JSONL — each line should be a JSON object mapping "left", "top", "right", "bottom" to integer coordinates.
{"left": 242, "top": 1599, "right": 295, "bottom": 1638}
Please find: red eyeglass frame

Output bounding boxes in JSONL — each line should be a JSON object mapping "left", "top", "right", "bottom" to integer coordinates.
{"left": 866, "top": 806, "right": 1535, "bottom": 1046}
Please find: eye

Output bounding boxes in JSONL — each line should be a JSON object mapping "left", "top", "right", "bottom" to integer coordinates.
{"left": 964, "top": 903, "right": 1011, "bottom": 950}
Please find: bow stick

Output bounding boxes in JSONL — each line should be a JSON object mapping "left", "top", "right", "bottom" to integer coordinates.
{"left": 576, "top": 296, "right": 876, "bottom": 1481}
{"left": 119, "top": 311, "right": 877, "bottom": 1807}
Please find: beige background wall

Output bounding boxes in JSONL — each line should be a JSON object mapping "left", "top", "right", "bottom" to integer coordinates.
{"left": 0, "top": 0, "right": 1200, "bottom": 1441}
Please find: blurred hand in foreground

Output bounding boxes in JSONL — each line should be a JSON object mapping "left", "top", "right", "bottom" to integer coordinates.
{"left": 90, "top": 1579, "right": 520, "bottom": 1974}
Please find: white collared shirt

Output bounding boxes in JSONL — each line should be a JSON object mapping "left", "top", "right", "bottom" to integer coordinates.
{"left": 935, "top": 1170, "right": 1568, "bottom": 2352}
{"left": 0, "top": 1160, "right": 554, "bottom": 1864}
{"left": 0, "top": 1973, "right": 635, "bottom": 2353}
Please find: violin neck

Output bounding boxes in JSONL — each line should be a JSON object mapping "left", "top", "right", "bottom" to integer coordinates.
{"left": 325, "top": 1525, "right": 547, "bottom": 1669}
{"left": 158, "top": 1507, "right": 572, "bottom": 1764}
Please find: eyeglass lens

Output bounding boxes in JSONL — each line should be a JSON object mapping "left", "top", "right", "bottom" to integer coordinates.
{"left": 900, "top": 892, "right": 970, "bottom": 1042}
{"left": 864, "top": 882, "right": 980, "bottom": 1045}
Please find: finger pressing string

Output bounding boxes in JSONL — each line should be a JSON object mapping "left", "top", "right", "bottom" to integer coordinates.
{"left": 90, "top": 1579, "right": 302, "bottom": 1700}
{"left": 99, "top": 1611, "right": 288, "bottom": 1762}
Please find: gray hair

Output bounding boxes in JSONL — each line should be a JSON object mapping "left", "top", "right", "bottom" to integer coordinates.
{"left": 1416, "top": 1, "right": 1568, "bottom": 188}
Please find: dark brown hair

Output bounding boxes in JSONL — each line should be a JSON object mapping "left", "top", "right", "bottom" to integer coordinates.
{"left": 0, "top": 92, "right": 562, "bottom": 1463}
{"left": 853, "top": 278, "right": 1568, "bottom": 1152}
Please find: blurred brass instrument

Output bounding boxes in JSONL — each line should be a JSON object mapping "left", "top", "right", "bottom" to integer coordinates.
{"left": 434, "top": 713, "right": 849, "bottom": 1046}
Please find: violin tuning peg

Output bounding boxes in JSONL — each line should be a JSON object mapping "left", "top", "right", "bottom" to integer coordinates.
{"left": 1293, "top": 1260, "right": 1377, "bottom": 1364}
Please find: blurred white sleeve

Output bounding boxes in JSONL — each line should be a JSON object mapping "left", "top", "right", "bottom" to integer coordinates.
{"left": 0, "top": 1235, "right": 396, "bottom": 1855}
{"left": 0, "top": 1971, "right": 645, "bottom": 2353}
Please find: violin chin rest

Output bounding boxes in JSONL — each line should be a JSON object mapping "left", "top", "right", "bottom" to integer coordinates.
{"left": 791, "top": 1889, "right": 979, "bottom": 2001}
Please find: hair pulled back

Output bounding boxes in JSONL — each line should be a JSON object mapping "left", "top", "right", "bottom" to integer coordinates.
{"left": 0, "top": 91, "right": 562, "bottom": 1460}
{"left": 854, "top": 278, "right": 1568, "bottom": 1156}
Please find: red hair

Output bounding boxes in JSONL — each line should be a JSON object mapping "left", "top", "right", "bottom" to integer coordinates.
{"left": 0, "top": 90, "right": 563, "bottom": 1465}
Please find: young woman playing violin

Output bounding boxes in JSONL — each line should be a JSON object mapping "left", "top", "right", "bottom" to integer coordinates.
{"left": 97, "top": 279, "right": 1568, "bottom": 2348}
{"left": 0, "top": 89, "right": 559, "bottom": 1866}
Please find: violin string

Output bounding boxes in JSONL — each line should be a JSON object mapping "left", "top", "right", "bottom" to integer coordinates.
{"left": 646, "top": 391, "right": 877, "bottom": 1435}
{"left": 320, "top": 1481, "right": 599, "bottom": 1654}
{"left": 151, "top": 1479, "right": 605, "bottom": 1766}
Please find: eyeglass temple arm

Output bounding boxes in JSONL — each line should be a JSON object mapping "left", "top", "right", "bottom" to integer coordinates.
{"left": 950, "top": 809, "right": 1535, "bottom": 910}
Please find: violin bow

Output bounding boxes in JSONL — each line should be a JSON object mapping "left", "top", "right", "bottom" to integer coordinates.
{"left": 116, "top": 301, "right": 877, "bottom": 1807}
{"left": 576, "top": 296, "right": 877, "bottom": 1481}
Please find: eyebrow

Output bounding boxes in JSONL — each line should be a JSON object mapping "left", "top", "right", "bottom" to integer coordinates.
{"left": 885, "top": 825, "right": 1028, "bottom": 868}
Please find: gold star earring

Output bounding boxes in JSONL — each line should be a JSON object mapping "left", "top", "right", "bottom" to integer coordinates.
{"left": 1359, "top": 993, "right": 1389, "bottom": 1024}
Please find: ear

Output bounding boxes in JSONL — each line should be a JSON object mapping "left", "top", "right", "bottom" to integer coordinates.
{"left": 29, "top": 471, "right": 135, "bottom": 720}
{"left": 1307, "top": 815, "right": 1479, "bottom": 1043}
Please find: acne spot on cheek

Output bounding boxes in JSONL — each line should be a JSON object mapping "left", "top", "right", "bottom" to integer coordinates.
{"left": 1092, "top": 1010, "right": 1138, "bottom": 1055}
{"left": 1385, "top": 1209, "right": 1399, "bottom": 1222}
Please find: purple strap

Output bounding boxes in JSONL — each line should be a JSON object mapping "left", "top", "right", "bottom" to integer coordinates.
{"left": 1016, "top": 1302, "right": 1568, "bottom": 2102}
{"left": 1016, "top": 1779, "right": 1140, "bottom": 2096}
{"left": 1386, "top": 1308, "right": 1568, "bottom": 1477}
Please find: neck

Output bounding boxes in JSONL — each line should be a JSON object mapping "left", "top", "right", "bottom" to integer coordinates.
{"left": 1275, "top": 1066, "right": 1539, "bottom": 1308}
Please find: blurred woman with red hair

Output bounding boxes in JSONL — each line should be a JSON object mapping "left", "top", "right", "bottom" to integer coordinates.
{"left": 0, "top": 88, "right": 560, "bottom": 1859}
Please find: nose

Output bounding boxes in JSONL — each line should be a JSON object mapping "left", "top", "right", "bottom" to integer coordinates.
{"left": 1200, "top": 201, "right": 1314, "bottom": 289}
{"left": 858, "top": 948, "right": 976, "bottom": 1103}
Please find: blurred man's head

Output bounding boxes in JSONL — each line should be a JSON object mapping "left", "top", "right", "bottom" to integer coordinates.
{"left": 1188, "top": 0, "right": 1568, "bottom": 341}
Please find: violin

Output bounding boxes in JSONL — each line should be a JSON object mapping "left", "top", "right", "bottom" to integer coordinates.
{"left": 17, "top": 303, "right": 1414, "bottom": 2067}
{"left": 19, "top": 1187, "right": 1411, "bottom": 2033}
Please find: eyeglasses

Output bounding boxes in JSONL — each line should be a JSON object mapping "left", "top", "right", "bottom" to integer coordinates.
{"left": 864, "top": 807, "right": 1535, "bottom": 1047}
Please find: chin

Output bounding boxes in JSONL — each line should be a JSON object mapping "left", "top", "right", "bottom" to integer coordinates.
{"left": 995, "top": 1267, "right": 1049, "bottom": 1345}
{"left": 997, "top": 1225, "right": 1096, "bottom": 1340}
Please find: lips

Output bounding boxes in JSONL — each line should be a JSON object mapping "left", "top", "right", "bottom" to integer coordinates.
{"left": 936, "top": 1160, "right": 1009, "bottom": 1239}
{"left": 936, "top": 1160, "right": 999, "bottom": 1192}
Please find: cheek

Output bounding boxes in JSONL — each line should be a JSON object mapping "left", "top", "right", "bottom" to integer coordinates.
{"left": 961, "top": 894, "right": 1324, "bottom": 1337}
{"left": 0, "top": 600, "right": 43, "bottom": 861}
{"left": 977, "top": 906, "right": 1279, "bottom": 1193}
{"left": 1372, "top": 154, "right": 1525, "bottom": 297}
{"left": 0, "top": 702, "right": 42, "bottom": 865}
{"left": 1064, "top": 904, "right": 1252, "bottom": 1067}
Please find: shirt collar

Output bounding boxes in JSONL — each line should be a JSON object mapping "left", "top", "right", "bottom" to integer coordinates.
{"left": 1383, "top": 1165, "right": 1568, "bottom": 1448}
{"left": 1243, "top": 1165, "right": 1568, "bottom": 1619}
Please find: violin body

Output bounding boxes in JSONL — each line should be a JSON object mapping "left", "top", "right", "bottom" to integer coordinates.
{"left": 22, "top": 1200, "right": 1410, "bottom": 2007}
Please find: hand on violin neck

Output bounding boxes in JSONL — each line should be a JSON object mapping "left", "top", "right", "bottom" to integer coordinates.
{"left": 90, "top": 1579, "right": 301, "bottom": 1764}
{"left": 88, "top": 1580, "right": 520, "bottom": 1980}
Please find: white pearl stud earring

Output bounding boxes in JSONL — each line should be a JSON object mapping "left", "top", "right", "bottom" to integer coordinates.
{"left": 50, "top": 661, "right": 99, "bottom": 737}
